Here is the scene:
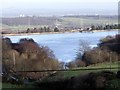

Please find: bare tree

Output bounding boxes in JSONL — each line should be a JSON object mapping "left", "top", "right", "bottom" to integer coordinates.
{"left": 76, "top": 40, "right": 91, "bottom": 60}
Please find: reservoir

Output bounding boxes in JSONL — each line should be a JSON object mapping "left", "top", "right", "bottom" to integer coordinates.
{"left": 4, "top": 30, "right": 118, "bottom": 62}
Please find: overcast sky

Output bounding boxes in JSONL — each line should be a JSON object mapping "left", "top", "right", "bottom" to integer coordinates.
{"left": 1, "top": 0, "right": 119, "bottom": 16}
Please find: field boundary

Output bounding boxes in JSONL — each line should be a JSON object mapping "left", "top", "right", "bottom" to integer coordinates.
{"left": 14, "top": 67, "right": 120, "bottom": 72}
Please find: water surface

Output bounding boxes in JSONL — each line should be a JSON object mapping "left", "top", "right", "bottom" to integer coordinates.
{"left": 5, "top": 30, "right": 118, "bottom": 62}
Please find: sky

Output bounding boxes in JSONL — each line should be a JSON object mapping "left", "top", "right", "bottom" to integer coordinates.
{"left": 1, "top": 0, "right": 119, "bottom": 17}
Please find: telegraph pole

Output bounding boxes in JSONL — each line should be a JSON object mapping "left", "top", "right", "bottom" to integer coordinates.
{"left": 13, "top": 52, "right": 16, "bottom": 71}
{"left": 28, "top": 16, "right": 31, "bottom": 26}
{"left": 109, "top": 52, "right": 112, "bottom": 71}
{"left": 13, "top": 53, "right": 15, "bottom": 66}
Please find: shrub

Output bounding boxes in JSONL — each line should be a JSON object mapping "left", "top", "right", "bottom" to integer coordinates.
{"left": 2, "top": 38, "right": 12, "bottom": 51}
{"left": 82, "top": 48, "right": 118, "bottom": 66}
{"left": 75, "top": 60, "right": 86, "bottom": 67}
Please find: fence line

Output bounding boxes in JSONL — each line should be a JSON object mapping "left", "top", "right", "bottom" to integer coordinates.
{"left": 14, "top": 67, "right": 120, "bottom": 73}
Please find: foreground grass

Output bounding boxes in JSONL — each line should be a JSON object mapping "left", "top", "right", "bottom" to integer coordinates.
{"left": 105, "top": 79, "right": 120, "bottom": 89}
{"left": 1, "top": 83, "right": 25, "bottom": 88}
{"left": 1, "top": 82, "right": 36, "bottom": 88}
{"left": 1, "top": 62, "right": 119, "bottom": 88}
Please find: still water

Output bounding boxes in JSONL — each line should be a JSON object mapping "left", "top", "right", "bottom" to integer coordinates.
{"left": 5, "top": 30, "right": 118, "bottom": 62}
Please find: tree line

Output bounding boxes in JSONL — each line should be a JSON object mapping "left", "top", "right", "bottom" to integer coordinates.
{"left": 25, "top": 26, "right": 59, "bottom": 33}
{"left": 2, "top": 24, "right": 119, "bottom": 34}
{"left": 90, "top": 24, "right": 119, "bottom": 30}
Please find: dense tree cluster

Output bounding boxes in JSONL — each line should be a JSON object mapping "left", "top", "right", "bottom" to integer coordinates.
{"left": 2, "top": 38, "right": 60, "bottom": 81}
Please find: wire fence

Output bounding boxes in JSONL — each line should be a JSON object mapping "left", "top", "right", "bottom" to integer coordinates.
{"left": 14, "top": 67, "right": 120, "bottom": 73}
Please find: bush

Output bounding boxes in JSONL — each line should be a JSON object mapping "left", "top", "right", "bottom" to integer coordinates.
{"left": 75, "top": 60, "right": 86, "bottom": 67}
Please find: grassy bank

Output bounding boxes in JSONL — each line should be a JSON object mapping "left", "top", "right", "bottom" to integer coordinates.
{"left": 43, "top": 62, "right": 119, "bottom": 81}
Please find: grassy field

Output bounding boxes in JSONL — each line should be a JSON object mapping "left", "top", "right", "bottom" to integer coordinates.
{"left": 2, "top": 24, "right": 44, "bottom": 32}
{"left": 61, "top": 17, "right": 117, "bottom": 27}
{"left": 1, "top": 16, "right": 117, "bottom": 32}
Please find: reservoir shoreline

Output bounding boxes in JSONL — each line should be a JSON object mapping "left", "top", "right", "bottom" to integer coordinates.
{"left": 2, "top": 29, "right": 118, "bottom": 36}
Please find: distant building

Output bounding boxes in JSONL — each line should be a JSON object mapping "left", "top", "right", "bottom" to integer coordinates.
{"left": 19, "top": 14, "right": 25, "bottom": 17}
